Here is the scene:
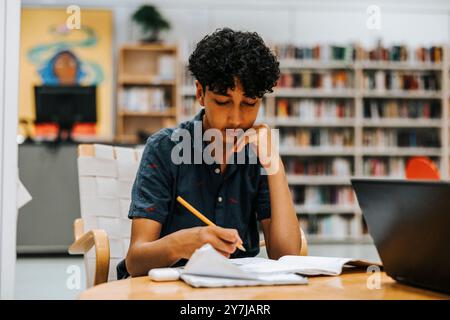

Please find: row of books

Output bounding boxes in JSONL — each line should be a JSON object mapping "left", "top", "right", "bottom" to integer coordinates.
{"left": 273, "top": 44, "right": 356, "bottom": 61}
{"left": 272, "top": 42, "right": 443, "bottom": 64}
{"left": 364, "top": 100, "right": 441, "bottom": 119}
{"left": 414, "top": 47, "right": 443, "bottom": 63}
{"left": 362, "top": 157, "right": 406, "bottom": 177}
{"left": 277, "top": 70, "right": 353, "bottom": 89}
{"left": 360, "top": 43, "right": 408, "bottom": 62}
{"left": 299, "top": 215, "right": 361, "bottom": 239}
{"left": 363, "top": 71, "right": 440, "bottom": 91}
{"left": 118, "top": 87, "right": 171, "bottom": 113}
{"left": 362, "top": 157, "right": 440, "bottom": 177}
{"left": 283, "top": 155, "right": 441, "bottom": 178}
{"left": 276, "top": 99, "right": 354, "bottom": 119}
{"left": 283, "top": 157, "right": 352, "bottom": 176}
{"left": 358, "top": 43, "right": 443, "bottom": 63}
{"left": 362, "top": 129, "right": 440, "bottom": 147}
{"left": 291, "top": 186, "right": 355, "bottom": 206}
{"left": 280, "top": 128, "right": 354, "bottom": 147}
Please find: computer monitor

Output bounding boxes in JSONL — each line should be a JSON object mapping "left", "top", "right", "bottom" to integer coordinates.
{"left": 34, "top": 85, "right": 97, "bottom": 142}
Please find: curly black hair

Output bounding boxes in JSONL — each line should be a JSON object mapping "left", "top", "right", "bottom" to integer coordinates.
{"left": 188, "top": 28, "right": 280, "bottom": 99}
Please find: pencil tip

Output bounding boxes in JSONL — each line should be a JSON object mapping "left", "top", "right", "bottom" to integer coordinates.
{"left": 238, "top": 244, "right": 246, "bottom": 252}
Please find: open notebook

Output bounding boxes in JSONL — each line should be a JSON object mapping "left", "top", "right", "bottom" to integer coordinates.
{"left": 148, "top": 244, "right": 381, "bottom": 288}
{"left": 230, "top": 255, "right": 382, "bottom": 276}
{"left": 148, "top": 244, "right": 307, "bottom": 287}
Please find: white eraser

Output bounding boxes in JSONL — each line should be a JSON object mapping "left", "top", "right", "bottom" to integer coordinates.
{"left": 148, "top": 268, "right": 181, "bottom": 281}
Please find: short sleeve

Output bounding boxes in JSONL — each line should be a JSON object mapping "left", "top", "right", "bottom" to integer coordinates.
{"left": 255, "top": 171, "right": 271, "bottom": 221}
{"left": 128, "top": 132, "right": 174, "bottom": 224}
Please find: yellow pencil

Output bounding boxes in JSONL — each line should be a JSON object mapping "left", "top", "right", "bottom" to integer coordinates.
{"left": 176, "top": 196, "right": 246, "bottom": 252}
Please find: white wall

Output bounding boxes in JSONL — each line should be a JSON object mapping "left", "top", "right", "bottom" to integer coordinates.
{"left": 0, "top": 0, "right": 21, "bottom": 299}
{"left": 22, "top": 0, "right": 450, "bottom": 54}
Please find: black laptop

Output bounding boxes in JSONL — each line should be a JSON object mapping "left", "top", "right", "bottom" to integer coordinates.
{"left": 351, "top": 178, "right": 450, "bottom": 294}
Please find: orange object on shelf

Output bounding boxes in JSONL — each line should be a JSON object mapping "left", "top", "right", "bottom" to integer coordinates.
{"left": 34, "top": 123, "right": 96, "bottom": 140}
{"left": 73, "top": 123, "right": 96, "bottom": 136}
{"left": 405, "top": 157, "right": 440, "bottom": 180}
{"left": 34, "top": 123, "right": 58, "bottom": 140}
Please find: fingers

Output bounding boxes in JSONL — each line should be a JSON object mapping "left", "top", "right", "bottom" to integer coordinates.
{"left": 234, "top": 132, "right": 257, "bottom": 153}
{"left": 211, "top": 226, "right": 242, "bottom": 244}
{"left": 232, "top": 124, "right": 271, "bottom": 154}
{"left": 206, "top": 226, "right": 245, "bottom": 254}
{"left": 216, "top": 249, "right": 231, "bottom": 258}
{"left": 208, "top": 236, "right": 237, "bottom": 255}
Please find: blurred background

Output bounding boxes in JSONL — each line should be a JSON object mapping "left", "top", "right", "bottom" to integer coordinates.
{"left": 12, "top": 0, "right": 450, "bottom": 298}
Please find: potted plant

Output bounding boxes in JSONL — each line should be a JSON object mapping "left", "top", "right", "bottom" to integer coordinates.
{"left": 132, "top": 5, "right": 171, "bottom": 43}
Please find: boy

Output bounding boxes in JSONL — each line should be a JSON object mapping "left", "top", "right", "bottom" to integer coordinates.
{"left": 120, "top": 28, "right": 300, "bottom": 278}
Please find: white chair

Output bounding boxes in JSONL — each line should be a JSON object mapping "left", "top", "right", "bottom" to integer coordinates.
{"left": 68, "top": 144, "right": 142, "bottom": 287}
{"left": 69, "top": 143, "right": 308, "bottom": 288}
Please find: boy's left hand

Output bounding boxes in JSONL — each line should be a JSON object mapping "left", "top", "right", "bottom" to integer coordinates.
{"left": 232, "top": 123, "right": 280, "bottom": 174}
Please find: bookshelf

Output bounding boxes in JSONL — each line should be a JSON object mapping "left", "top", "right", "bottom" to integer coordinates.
{"left": 177, "top": 43, "right": 449, "bottom": 244}
{"left": 116, "top": 44, "right": 179, "bottom": 144}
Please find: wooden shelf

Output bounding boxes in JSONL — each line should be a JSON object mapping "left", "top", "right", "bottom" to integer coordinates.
{"left": 121, "top": 43, "right": 177, "bottom": 52}
{"left": 118, "top": 75, "right": 175, "bottom": 86}
{"left": 278, "top": 59, "right": 442, "bottom": 71}
{"left": 279, "top": 146, "right": 355, "bottom": 156}
{"left": 356, "top": 175, "right": 405, "bottom": 179}
{"left": 362, "top": 90, "right": 441, "bottom": 99}
{"left": 295, "top": 204, "right": 359, "bottom": 214}
{"left": 118, "top": 109, "right": 176, "bottom": 117}
{"left": 116, "top": 43, "right": 179, "bottom": 143}
{"left": 266, "top": 117, "right": 355, "bottom": 127}
{"left": 279, "top": 59, "right": 354, "bottom": 69}
{"left": 357, "top": 61, "right": 442, "bottom": 70}
{"left": 360, "top": 147, "right": 442, "bottom": 156}
{"left": 272, "top": 88, "right": 355, "bottom": 98}
{"left": 362, "top": 118, "right": 442, "bottom": 128}
{"left": 287, "top": 175, "right": 352, "bottom": 185}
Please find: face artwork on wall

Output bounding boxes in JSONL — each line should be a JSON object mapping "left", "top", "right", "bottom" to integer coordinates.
{"left": 19, "top": 8, "right": 113, "bottom": 139}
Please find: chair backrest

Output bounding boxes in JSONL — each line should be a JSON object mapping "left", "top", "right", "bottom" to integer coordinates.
{"left": 77, "top": 144, "right": 143, "bottom": 287}
{"left": 405, "top": 156, "right": 440, "bottom": 180}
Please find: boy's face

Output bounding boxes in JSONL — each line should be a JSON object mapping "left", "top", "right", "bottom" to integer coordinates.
{"left": 195, "top": 79, "right": 261, "bottom": 135}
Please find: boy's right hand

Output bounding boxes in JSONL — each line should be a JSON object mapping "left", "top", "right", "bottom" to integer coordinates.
{"left": 170, "top": 225, "right": 243, "bottom": 260}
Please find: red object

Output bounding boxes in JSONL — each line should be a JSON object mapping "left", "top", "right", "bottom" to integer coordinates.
{"left": 405, "top": 157, "right": 440, "bottom": 180}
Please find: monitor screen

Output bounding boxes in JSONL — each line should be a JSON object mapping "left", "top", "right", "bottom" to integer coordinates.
{"left": 34, "top": 85, "right": 97, "bottom": 126}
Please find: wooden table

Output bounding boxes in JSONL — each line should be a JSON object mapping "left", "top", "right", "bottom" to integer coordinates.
{"left": 79, "top": 270, "right": 449, "bottom": 300}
